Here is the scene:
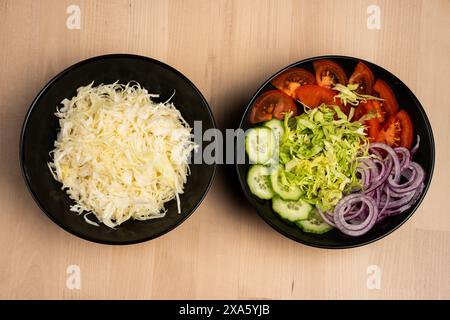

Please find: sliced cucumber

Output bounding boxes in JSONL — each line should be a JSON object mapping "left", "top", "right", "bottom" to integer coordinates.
{"left": 247, "top": 165, "right": 275, "bottom": 200}
{"left": 270, "top": 167, "right": 302, "bottom": 200}
{"left": 296, "top": 209, "right": 333, "bottom": 234}
{"left": 263, "top": 119, "right": 284, "bottom": 141}
{"left": 245, "top": 127, "right": 276, "bottom": 164}
{"left": 272, "top": 196, "right": 312, "bottom": 222}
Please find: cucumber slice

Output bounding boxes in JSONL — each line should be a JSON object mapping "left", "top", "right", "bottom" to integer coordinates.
{"left": 245, "top": 127, "right": 276, "bottom": 164}
{"left": 247, "top": 165, "right": 275, "bottom": 200}
{"left": 270, "top": 167, "right": 302, "bottom": 200}
{"left": 272, "top": 196, "right": 312, "bottom": 222}
{"left": 263, "top": 119, "right": 284, "bottom": 141}
{"left": 296, "top": 209, "right": 333, "bottom": 234}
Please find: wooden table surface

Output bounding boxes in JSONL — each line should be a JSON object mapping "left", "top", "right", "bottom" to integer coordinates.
{"left": 0, "top": 0, "right": 449, "bottom": 300}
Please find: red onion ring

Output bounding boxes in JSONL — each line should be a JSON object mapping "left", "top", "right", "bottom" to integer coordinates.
{"left": 362, "top": 158, "right": 392, "bottom": 194}
{"left": 389, "top": 162, "right": 424, "bottom": 193}
{"left": 379, "top": 186, "right": 390, "bottom": 216}
{"left": 411, "top": 135, "right": 420, "bottom": 155}
{"left": 333, "top": 194, "right": 378, "bottom": 236}
{"left": 318, "top": 208, "right": 337, "bottom": 228}
{"left": 370, "top": 143, "right": 402, "bottom": 182}
{"left": 395, "top": 147, "right": 411, "bottom": 170}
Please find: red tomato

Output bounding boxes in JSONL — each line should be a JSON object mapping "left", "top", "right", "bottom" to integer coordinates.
{"left": 294, "top": 85, "right": 350, "bottom": 116}
{"left": 354, "top": 103, "right": 366, "bottom": 121}
{"left": 349, "top": 62, "right": 375, "bottom": 94}
{"left": 294, "top": 85, "right": 336, "bottom": 108}
{"left": 373, "top": 79, "right": 399, "bottom": 120}
{"left": 365, "top": 101, "right": 383, "bottom": 141}
{"left": 354, "top": 99, "right": 386, "bottom": 124}
{"left": 249, "top": 90, "right": 297, "bottom": 124}
{"left": 353, "top": 101, "right": 384, "bottom": 141}
{"left": 271, "top": 68, "right": 316, "bottom": 97}
{"left": 334, "top": 97, "right": 350, "bottom": 115}
{"left": 376, "top": 110, "right": 413, "bottom": 149}
{"left": 313, "top": 60, "right": 348, "bottom": 87}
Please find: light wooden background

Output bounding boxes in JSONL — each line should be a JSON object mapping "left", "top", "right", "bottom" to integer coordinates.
{"left": 0, "top": 0, "right": 449, "bottom": 300}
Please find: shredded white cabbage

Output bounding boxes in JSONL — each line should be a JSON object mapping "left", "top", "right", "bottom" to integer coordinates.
{"left": 48, "top": 81, "right": 197, "bottom": 228}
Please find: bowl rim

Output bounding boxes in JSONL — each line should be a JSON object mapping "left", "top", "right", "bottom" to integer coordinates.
{"left": 19, "top": 53, "right": 217, "bottom": 245}
{"left": 235, "top": 54, "right": 435, "bottom": 249}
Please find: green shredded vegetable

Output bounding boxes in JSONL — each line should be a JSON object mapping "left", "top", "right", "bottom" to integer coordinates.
{"left": 333, "top": 83, "right": 384, "bottom": 106}
{"left": 279, "top": 105, "right": 369, "bottom": 211}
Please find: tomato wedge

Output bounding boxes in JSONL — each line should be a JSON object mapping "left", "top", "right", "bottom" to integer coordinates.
{"left": 294, "top": 85, "right": 350, "bottom": 115}
{"left": 294, "top": 85, "right": 336, "bottom": 108}
{"left": 355, "top": 101, "right": 383, "bottom": 141}
{"left": 376, "top": 110, "right": 413, "bottom": 149}
{"left": 313, "top": 60, "right": 348, "bottom": 87}
{"left": 271, "top": 68, "right": 316, "bottom": 97}
{"left": 354, "top": 103, "right": 366, "bottom": 121}
{"left": 349, "top": 62, "right": 375, "bottom": 94}
{"left": 373, "top": 79, "right": 399, "bottom": 120}
{"left": 249, "top": 90, "right": 297, "bottom": 123}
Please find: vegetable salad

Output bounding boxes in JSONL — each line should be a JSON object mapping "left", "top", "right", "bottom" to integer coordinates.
{"left": 245, "top": 59, "right": 425, "bottom": 236}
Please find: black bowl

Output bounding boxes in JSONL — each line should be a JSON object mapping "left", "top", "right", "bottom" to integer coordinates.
{"left": 20, "top": 54, "right": 216, "bottom": 245}
{"left": 236, "top": 55, "right": 435, "bottom": 249}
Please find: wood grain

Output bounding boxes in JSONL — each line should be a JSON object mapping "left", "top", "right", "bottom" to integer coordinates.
{"left": 0, "top": 0, "right": 449, "bottom": 299}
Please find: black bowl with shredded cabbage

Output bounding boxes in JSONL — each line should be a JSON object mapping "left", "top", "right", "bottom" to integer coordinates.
{"left": 20, "top": 54, "right": 216, "bottom": 245}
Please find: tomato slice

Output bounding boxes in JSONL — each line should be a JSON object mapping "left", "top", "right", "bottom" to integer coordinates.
{"left": 376, "top": 110, "right": 413, "bottom": 149}
{"left": 334, "top": 97, "right": 350, "bottom": 116}
{"left": 353, "top": 101, "right": 384, "bottom": 140}
{"left": 349, "top": 62, "right": 375, "bottom": 94}
{"left": 354, "top": 99, "right": 386, "bottom": 122}
{"left": 294, "top": 85, "right": 336, "bottom": 108}
{"left": 273, "top": 102, "right": 297, "bottom": 120}
{"left": 313, "top": 60, "right": 348, "bottom": 87}
{"left": 373, "top": 79, "right": 399, "bottom": 120}
{"left": 354, "top": 103, "right": 366, "bottom": 121}
{"left": 396, "top": 110, "right": 414, "bottom": 149}
{"left": 271, "top": 68, "right": 316, "bottom": 97}
{"left": 364, "top": 101, "right": 382, "bottom": 141}
{"left": 294, "top": 85, "right": 350, "bottom": 115}
{"left": 249, "top": 90, "right": 297, "bottom": 123}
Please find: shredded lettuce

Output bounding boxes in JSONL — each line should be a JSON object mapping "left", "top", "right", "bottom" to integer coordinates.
{"left": 333, "top": 83, "right": 384, "bottom": 106}
{"left": 278, "top": 105, "right": 369, "bottom": 211}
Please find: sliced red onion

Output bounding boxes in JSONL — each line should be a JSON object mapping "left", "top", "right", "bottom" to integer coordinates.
{"left": 330, "top": 139, "right": 425, "bottom": 237}
{"left": 370, "top": 148, "right": 383, "bottom": 159}
{"left": 370, "top": 142, "right": 401, "bottom": 182}
{"left": 408, "top": 182, "right": 425, "bottom": 207}
{"left": 378, "top": 186, "right": 390, "bottom": 216}
{"left": 383, "top": 202, "right": 415, "bottom": 216}
{"left": 356, "top": 167, "right": 370, "bottom": 189}
{"left": 395, "top": 147, "right": 411, "bottom": 170}
{"left": 375, "top": 187, "right": 382, "bottom": 208}
{"left": 411, "top": 135, "right": 420, "bottom": 155}
{"left": 381, "top": 189, "right": 415, "bottom": 209}
{"left": 387, "top": 168, "right": 417, "bottom": 191}
{"left": 318, "top": 208, "right": 337, "bottom": 228}
{"left": 363, "top": 159, "right": 392, "bottom": 194}
{"left": 362, "top": 158, "right": 380, "bottom": 177}
{"left": 333, "top": 194, "right": 378, "bottom": 235}
{"left": 386, "top": 187, "right": 412, "bottom": 198}
{"left": 389, "top": 162, "right": 425, "bottom": 193}
{"left": 345, "top": 202, "right": 365, "bottom": 220}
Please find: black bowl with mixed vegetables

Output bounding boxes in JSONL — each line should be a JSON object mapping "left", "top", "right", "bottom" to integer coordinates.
{"left": 236, "top": 55, "right": 434, "bottom": 249}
